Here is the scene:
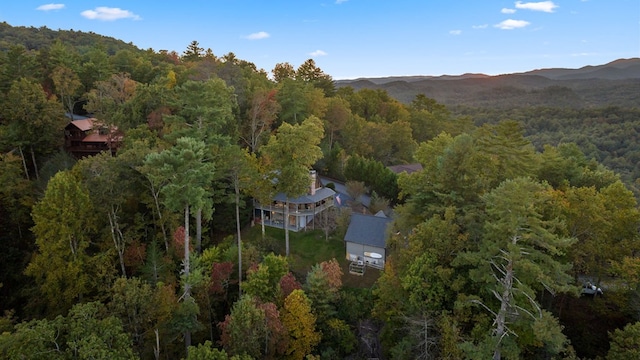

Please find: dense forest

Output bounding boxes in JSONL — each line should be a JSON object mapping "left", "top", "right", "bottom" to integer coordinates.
{"left": 1, "top": 23, "right": 640, "bottom": 359}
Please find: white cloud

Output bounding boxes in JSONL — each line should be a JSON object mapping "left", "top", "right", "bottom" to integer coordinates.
{"left": 449, "top": 30, "right": 462, "bottom": 35}
{"left": 515, "top": 1, "right": 558, "bottom": 13}
{"left": 501, "top": 8, "right": 516, "bottom": 14}
{"left": 335, "top": 0, "right": 348, "bottom": 3}
{"left": 81, "top": 7, "right": 141, "bottom": 21}
{"left": 245, "top": 31, "right": 270, "bottom": 40}
{"left": 494, "top": 19, "right": 530, "bottom": 30}
{"left": 36, "top": 4, "right": 65, "bottom": 11}
{"left": 472, "top": 24, "right": 488, "bottom": 29}
{"left": 309, "top": 50, "right": 327, "bottom": 57}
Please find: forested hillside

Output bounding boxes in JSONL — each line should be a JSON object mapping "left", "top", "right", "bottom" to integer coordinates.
{"left": 1, "top": 24, "right": 640, "bottom": 359}
{"left": 0, "top": 21, "right": 141, "bottom": 54}
{"left": 336, "top": 57, "right": 640, "bottom": 108}
{"left": 339, "top": 59, "right": 640, "bottom": 198}
{"left": 452, "top": 106, "right": 640, "bottom": 197}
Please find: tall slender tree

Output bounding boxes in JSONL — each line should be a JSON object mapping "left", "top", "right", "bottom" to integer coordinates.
{"left": 218, "top": 144, "right": 255, "bottom": 292}
{"left": 457, "top": 177, "right": 575, "bottom": 359}
{"left": 143, "top": 137, "right": 215, "bottom": 353}
{"left": 162, "top": 78, "right": 236, "bottom": 253}
{"left": 260, "top": 116, "right": 324, "bottom": 256}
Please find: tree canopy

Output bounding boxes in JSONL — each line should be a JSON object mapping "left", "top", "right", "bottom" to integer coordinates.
{"left": 1, "top": 22, "right": 639, "bottom": 360}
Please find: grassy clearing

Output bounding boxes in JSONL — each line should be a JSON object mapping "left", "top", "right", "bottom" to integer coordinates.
{"left": 243, "top": 225, "right": 380, "bottom": 288}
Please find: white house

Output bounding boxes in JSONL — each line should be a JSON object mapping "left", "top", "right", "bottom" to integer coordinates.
{"left": 254, "top": 170, "right": 336, "bottom": 232}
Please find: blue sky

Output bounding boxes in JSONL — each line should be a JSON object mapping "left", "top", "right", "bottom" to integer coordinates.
{"left": 1, "top": 1, "right": 638, "bottom": 79}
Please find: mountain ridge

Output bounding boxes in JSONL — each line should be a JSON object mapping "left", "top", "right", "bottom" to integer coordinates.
{"left": 337, "top": 58, "right": 640, "bottom": 84}
{"left": 335, "top": 58, "right": 640, "bottom": 108}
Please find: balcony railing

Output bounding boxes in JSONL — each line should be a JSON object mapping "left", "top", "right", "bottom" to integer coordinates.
{"left": 254, "top": 201, "right": 333, "bottom": 216}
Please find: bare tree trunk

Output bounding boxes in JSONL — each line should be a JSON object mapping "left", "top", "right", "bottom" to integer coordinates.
{"left": 206, "top": 294, "right": 215, "bottom": 342}
{"left": 196, "top": 208, "right": 202, "bottom": 254}
{"left": 329, "top": 130, "right": 334, "bottom": 152}
{"left": 312, "top": 202, "right": 316, "bottom": 231}
{"left": 108, "top": 208, "right": 127, "bottom": 276}
{"left": 184, "top": 204, "right": 191, "bottom": 292}
{"left": 30, "top": 145, "right": 39, "bottom": 181}
{"left": 285, "top": 199, "right": 290, "bottom": 256}
{"left": 235, "top": 179, "right": 243, "bottom": 294}
{"left": 153, "top": 329, "right": 160, "bottom": 360}
{"left": 324, "top": 204, "right": 329, "bottom": 241}
{"left": 493, "top": 259, "right": 513, "bottom": 360}
{"left": 184, "top": 205, "right": 191, "bottom": 353}
{"left": 18, "top": 146, "right": 29, "bottom": 181}
{"left": 260, "top": 208, "right": 266, "bottom": 239}
{"left": 149, "top": 180, "right": 169, "bottom": 252}
{"left": 401, "top": 314, "right": 438, "bottom": 360}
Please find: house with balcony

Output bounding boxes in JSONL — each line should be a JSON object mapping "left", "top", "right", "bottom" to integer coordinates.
{"left": 64, "top": 116, "right": 121, "bottom": 158}
{"left": 254, "top": 170, "right": 336, "bottom": 232}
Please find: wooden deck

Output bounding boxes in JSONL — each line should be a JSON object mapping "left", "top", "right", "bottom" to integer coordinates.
{"left": 349, "top": 261, "right": 366, "bottom": 276}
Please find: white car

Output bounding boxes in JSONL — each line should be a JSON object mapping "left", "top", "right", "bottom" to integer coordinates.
{"left": 581, "top": 283, "right": 603, "bottom": 296}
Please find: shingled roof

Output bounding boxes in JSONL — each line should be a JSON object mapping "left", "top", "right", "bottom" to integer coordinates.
{"left": 388, "top": 163, "right": 423, "bottom": 174}
{"left": 344, "top": 212, "right": 392, "bottom": 248}
{"left": 272, "top": 187, "right": 335, "bottom": 204}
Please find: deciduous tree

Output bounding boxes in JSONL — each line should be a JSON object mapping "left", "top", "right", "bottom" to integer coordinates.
{"left": 218, "top": 295, "right": 267, "bottom": 358}
{"left": 75, "top": 152, "right": 136, "bottom": 276}
{"left": 281, "top": 289, "right": 321, "bottom": 360}
{"left": 241, "top": 88, "right": 280, "bottom": 153}
{"left": 51, "top": 66, "right": 82, "bottom": 118}
{"left": 84, "top": 72, "right": 138, "bottom": 130}
{"left": 25, "top": 171, "right": 103, "bottom": 314}
{"left": 1, "top": 77, "right": 66, "bottom": 180}
{"left": 0, "top": 302, "right": 137, "bottom": 360}
{"left": 560, "top": 180, "right": 640, "bottom": 282}
{"left": 260, "top": 116, "right": 324, "bottom": 256}
{"left": 242, "top": 253, "right": 288, "bottom": 303}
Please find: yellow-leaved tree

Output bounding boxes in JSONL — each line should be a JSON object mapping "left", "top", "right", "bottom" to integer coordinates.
{"left": 281, "top": 289, "right": 321, "bottom": 360}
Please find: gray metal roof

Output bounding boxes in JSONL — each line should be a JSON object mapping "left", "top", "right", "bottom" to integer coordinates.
{"left": 273, "top": 187, "right": 335, "bottom": 204}
{"left": 344, "top": 213, "right": 392, "bottom": 248}
{"left": 319, "top": 176, "right": 371, "bottom": 207}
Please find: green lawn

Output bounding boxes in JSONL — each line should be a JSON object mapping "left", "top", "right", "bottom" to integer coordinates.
{"left": 243, "top": 225, "right": 380, "bottom": 288}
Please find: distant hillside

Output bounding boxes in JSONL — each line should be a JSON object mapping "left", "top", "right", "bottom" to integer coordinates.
{"left": 524, "top": 58, "right": 640, "bottom": 80}
{"left": 0, "top": 21, "right": 142, "bottom": 55}
{"left": 336, "top": 58, "right": 640, "bottom": 108}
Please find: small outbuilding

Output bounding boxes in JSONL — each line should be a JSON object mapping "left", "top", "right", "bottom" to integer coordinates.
{"left": 344, "top": 211, "right": 391, "bottom": 271}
